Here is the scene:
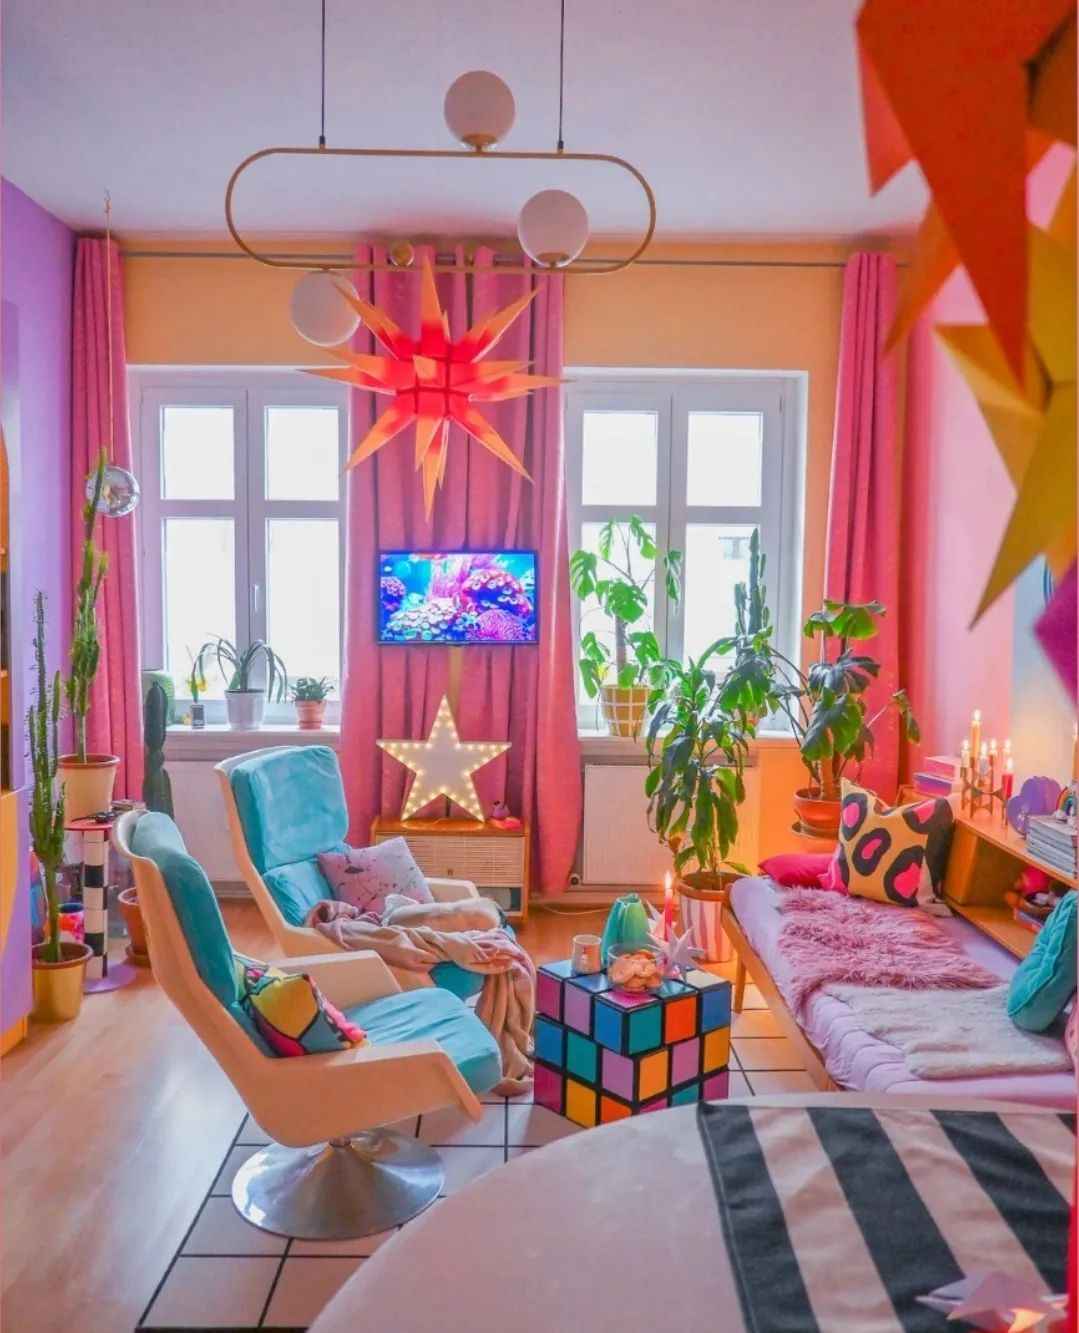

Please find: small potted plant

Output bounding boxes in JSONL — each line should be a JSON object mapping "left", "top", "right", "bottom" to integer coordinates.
{"left": 29, "top": 592, "right": 92, "bottom": 1020}
{"left": 194, "top": 636, "right": 287, "bottom": 731}
{"left": 291, "top": 677, "right": 334, "bottom": 730}
{"left": 715, "top": 532, "right": 919, "bottom": 839}
{"left": 57, "top": 452, "right": 119, "bottom": 818}
{"left": 570, "top": 516, "right": 682, "bottom": 739}
{"left": 645, "top": 651, "right": 751, "bottom": 960}
{"left": 186, "top": 648, "right": 207, "bottom": 729}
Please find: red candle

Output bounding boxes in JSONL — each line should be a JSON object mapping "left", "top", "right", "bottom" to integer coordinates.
{"left": 662, "top": 872, "right": 674, "bottom": 942}
{"left": 1002, "top": 757, "right": 1014, "bottom": 801}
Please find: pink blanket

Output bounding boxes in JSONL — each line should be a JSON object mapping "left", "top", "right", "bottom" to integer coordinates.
{"left": 776, "top": 889, "right": 1000, "bottom": 1017}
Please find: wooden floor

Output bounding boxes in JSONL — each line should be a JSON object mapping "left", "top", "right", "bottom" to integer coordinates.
{"left": 0, "top": 900, "right": 607, "bottom": 1333}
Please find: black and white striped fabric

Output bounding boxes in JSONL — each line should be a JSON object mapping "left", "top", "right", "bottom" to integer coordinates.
{"left": 698, "top": 1103, "right": 1074, "bottom": 1333}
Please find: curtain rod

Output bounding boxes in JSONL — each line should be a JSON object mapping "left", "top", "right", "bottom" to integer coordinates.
{"left": 119, "top": 249, "right": 906, "bottom": 271}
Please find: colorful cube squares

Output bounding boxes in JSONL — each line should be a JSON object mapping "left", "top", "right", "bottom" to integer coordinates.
{"left": 663, "top": 995, "right": 698, "bottom": 1044}
{"left": 684, "top": 969, "right": 732, "bottom": 1031}
{"left": 671, "top": 1082, "right": 701, "bottom": 1106}
{"left": 600, "top": 1095, "right": 632, "bottom": 1124}
{"left": 593, "top": 993, "right": 663, "bottom": 1055}
{"left": 534, "top": 1061, "right": 563, "bottom": 1114}
{"left": 703, "top": 1026, "right": 730, "bottom": 1073}
{"left": 565, "top": 1078, "right": 597, "bottom": 1127}
{"left": 670, "top": 1037, "right": 700, "bottom": 1086}
{"left": 534, "top": 1016, "right": 565, "bottom": 1067}
{"left": 562, "top": 983, "right": 594, "bottom": 1034}
{"left": 703, "top": 1070, "right": 730, "bottom": 1100}
{"left": 565, "top": 1031, "right": 598, "bottom": 1083}
{"left": 536, "top": 969, "right": 564, "bottom": 1021}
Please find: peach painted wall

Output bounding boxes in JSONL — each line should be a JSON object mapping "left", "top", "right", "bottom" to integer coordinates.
{"left": 902, "top": 146, "right": 1076, "bottom": 779}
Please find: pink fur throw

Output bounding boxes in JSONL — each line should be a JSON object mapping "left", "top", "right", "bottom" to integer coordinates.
{"left": 776, "top": 888, "right": 1000, "bottom": 1016}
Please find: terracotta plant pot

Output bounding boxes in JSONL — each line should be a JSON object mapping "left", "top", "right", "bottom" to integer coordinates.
{"left": 31, "top": 940, "right": 92, "bottom": 1022}
{"left": 677, "top": 871, "right": 738, "bottom": 963}
{"left": 599, "top": 685, "right": 650, "bottom": 739}
{"left": 792, "top": 787, "right": 842, "bottom": 839}
{"left": 117, "top": 887, "right": 151, "bottom": 968}
{"left": 295, "top": 699, "right": 326, "bottom": 731}
{"left": 56, "top": 754, "right": 120, "bottom": 820}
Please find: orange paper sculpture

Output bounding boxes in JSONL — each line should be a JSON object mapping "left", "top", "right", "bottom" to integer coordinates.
{"left": 306, "top": 260, "right": 560, "bottom": 517}
{"left": 857, "top": 1, "right": 1076, "bottom": 375}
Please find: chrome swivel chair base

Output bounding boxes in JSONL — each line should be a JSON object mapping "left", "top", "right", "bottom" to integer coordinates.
{"left": 232, "top": 1129, "right": 444, "bottom": 1240}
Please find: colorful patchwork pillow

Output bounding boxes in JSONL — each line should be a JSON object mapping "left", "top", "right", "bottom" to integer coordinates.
{"left": 831, "top": 781, "right": 954, "bottom": 909}
{"left": 235, "top": 958, "right": 367, "bottom": 1057}
{"left": 1007, "top": 891, "right": 1077, "bottom": 1033}
{"left": 317, "top": 837, "right": 433, "bottom": 918}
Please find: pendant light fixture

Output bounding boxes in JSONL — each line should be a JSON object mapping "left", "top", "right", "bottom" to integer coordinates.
{"left": 227, "top": 0, "right": 655, "bottom": 295}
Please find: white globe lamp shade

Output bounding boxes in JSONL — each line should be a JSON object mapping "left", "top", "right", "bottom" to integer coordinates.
{"left": 444, "top": 71, "right": 515, "bottom": 149}
{"left": 516, "top": 189, "right": 590, "bottom": 268}
{"left": 290, "top": 271, "right": 361, "bottom": 347}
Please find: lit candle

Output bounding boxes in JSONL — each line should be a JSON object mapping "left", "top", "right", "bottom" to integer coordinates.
{"left": 988, "top": 737, "right": 998, "bottom": 757}
{"left": 662, "top": 871, "right": 674, "bottom": 942}
{"left": 970, "top": 709, "right": 982, "bottom": 761}
{"left": 979, "top": 742, "right": 989, "bottom": 778}
{"left": 1003, "top": 737, "right": 1012, "bottom": 759}
{"left": 1002, "top": 756, "right": 1015, "bottom": 800}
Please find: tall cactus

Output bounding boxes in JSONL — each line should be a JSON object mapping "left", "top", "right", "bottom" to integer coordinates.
{"left": 28, "top": 592, "right": 67, "bottom": 963}
{"left": 142, "top": 681, "right": 174, "bottom": 817}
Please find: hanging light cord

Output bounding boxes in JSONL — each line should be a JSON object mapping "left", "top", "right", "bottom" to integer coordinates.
{"left": 104, "top": 190, "right": 114, "bottom": 461}
{"left": 556, "top": 0, "right": 566, "bottom": 152}
{"left": 318, "top": 0, "right": 327, "bottom": 148}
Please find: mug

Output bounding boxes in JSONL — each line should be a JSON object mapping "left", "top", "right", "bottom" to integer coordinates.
{"left": 571, "top": 933, "right": 602, "bottom": 975}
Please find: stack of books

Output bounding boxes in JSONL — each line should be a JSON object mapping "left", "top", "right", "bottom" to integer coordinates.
{"left": 913, "top": 755, "right": 963, "bottom": 799}
{"left": 1025, "top": 814, "right": 1078, "bottom": 879}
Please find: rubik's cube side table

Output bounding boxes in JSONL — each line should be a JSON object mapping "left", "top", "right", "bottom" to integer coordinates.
{"left": 533, "top": 960, "right": 732, "bottom": 1128}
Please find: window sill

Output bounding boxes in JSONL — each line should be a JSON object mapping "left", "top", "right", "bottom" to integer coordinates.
{"left": 577, "top": 728, "right": 796, "bottom": 762}
{"left": 165, "top": 724, "right": 340, "bottom": 762}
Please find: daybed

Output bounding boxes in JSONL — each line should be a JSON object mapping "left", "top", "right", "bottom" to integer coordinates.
{"left": 723, "top": 875, "right": 1075, "bottom": 1108}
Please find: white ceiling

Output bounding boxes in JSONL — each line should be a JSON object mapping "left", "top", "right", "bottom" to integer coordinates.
{"left": 2, "top": 0, "right": 927, "bottom": 240}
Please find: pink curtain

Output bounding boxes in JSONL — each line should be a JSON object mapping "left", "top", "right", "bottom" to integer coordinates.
{"left": 825, "top": 252, "right": 901, "bottom": 798}
{"left": 71, "top": 238, "right": 143, "bottom": 796}
{"left": 339, "top": 244, "right": 582, "bottom": 893}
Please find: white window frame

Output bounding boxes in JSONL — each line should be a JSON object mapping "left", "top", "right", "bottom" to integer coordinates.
{"left": 132, "top": 368, "right": 349, "bottom": 725}
{"left": 565, "top": 369, "right": 806, "bottom": 732}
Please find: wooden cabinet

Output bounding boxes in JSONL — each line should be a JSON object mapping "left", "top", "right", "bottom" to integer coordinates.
{"left": 372, "top": 817, "right": 530, "bottom": 922}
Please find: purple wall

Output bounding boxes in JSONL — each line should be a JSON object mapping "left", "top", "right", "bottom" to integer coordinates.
{"left": 2, "top": 179, "right": 75, "bottom": 1035}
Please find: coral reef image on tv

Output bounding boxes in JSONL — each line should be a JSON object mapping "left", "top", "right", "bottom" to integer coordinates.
{"left": 378, "top": 551, "right": 538, "bottom": 644}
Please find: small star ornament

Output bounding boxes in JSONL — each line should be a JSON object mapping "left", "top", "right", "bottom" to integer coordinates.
{"left": 645, "top": 903, "right": 703, "bottom": 979}
{"left": 917, "top": 1270, "right": 1067, "bottom": 1331}
{"left": 378, "top": 695, "right": 509, "bottom": 822}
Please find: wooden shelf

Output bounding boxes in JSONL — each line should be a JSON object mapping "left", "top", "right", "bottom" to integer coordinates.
{"left": 957, "top": 812, "right": 1077, "bottom": 889}
{"left": 945, "top": 899, "right": 1036, "bottom": 959}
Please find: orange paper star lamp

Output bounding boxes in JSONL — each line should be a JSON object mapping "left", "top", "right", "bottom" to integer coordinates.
{"left": 305, "top": 259, "right": 560, "bottom": 518}
{"left": 857, "top": 0, "right": 1075, "bottom": 375}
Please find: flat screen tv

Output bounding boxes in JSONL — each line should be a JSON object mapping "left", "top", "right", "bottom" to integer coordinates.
{"left": 378, "top": 550, "right": 538, "bottom": 644}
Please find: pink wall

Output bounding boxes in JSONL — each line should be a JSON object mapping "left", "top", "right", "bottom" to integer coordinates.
{"left": 902, "top": 147, "right": 1075, "bottom": 774}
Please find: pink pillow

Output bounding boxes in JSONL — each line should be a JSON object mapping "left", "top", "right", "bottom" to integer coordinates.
{"left": 317, "top": 838, "right": 433, "bottom": 917}
{"left": 817, "top": 847, "right": 849, "bottom": 894}
{"left": 1065, "top": 1005, "right": 1078, "bottom": 1071}
{"left": 760, "top": 853, "right": 834, "bottom": 887}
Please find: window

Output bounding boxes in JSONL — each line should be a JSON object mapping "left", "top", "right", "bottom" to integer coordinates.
{"left": 565, "top": 372, "right": 803, "bottom": 727}
{"left": 133, "top": 371, "right": 348, "bottom": 722}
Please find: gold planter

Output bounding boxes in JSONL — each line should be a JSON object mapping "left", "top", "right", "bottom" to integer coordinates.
{"left": 31, "top": 941, "right": 92, "bottom": 1023}
{"left": 599, "top": 685, "right": 650, "bottom": 739}
{"left": 56, "top": 754, "right": 120, "bottom": 820}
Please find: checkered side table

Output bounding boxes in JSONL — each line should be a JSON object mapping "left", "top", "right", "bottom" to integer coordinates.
{"left": 533, "top": 960, "right": 732, "bottom": 1127}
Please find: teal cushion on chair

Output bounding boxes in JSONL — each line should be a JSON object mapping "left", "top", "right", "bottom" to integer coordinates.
{"left": 350, "top": 988, "right": 502, "bottom": 1095}
{"left": 230, "top": 746, "right": 349, "bottom": 872}
{"left": 264, "top": 858, "right": 344, "bottom": 927}
{"left": 1007, "top": 891, "right": 1078, "bottom": 1031}
{"left": 130, "top": 812, "right": 238, "bottom": 1008}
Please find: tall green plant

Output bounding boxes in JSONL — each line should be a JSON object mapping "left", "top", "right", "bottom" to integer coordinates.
{"left": 28, "top": 593, "right": 67, "bottom": 963}
{"left": 645, "top": 653, "right": 750, "bottom": 880}
{"left": 67, "top": 451, "right": 109, "bottom": 762}
{"left": 570, "top": 516, "right": 682, "bottom": 697}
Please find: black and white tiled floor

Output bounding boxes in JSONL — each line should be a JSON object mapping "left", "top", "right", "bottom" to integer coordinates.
{"left": 138, "top": 979, "right": 811, "bottom": 1331}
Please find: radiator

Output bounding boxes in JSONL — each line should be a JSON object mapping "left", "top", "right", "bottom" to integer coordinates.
{"left": 580, "top": 763, "right": 760, "bottom": 888}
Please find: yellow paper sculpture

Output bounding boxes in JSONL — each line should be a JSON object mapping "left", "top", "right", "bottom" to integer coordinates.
{"left": 377, "top": 695, "right": 510, "bottom": 822}
{"left": 306, "top": 259, "right": 560, "bottom": 517}
{"left": 857, "top": 0, "right": 1076, "bottom": 374}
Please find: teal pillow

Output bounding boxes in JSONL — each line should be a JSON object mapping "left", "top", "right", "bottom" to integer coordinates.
{"left": 1007, "top": 891, "right": 1077, "bottom": 1032}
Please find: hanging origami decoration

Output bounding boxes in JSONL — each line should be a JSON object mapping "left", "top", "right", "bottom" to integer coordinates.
{"left": 857, "top": 0, "right": 1076, "bottom": 374}
{"left": 377, "top": 695, "right": 510, "bottom": 822}
{"left": 305, "top": 259, "right": 560, "bottom": 518}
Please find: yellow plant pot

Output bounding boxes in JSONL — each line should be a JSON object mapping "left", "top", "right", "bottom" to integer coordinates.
{"left": 31, "top": 941, "right": 92, "bottom": 1023}
{"left": 56, "top": 754, "right": 120, "bottom": 820}
{"left": 599, "top": 685, "right": 650, "bottom": 739}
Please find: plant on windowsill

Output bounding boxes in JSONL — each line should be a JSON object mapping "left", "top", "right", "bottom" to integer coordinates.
{"left": 714, "top": 531, "right": 920, "bottom": 839}
{"left": 291, "top": 677, "right": 334, "bottom": 731}
{"left": 194, "top": 636, "right": 288, "bottom": 732}
{"left": 186, "top": 650, "right": 207, "bottom": 729}
{"left": 570, "top": 516, "right": 682, "bottom": 739}
{"left": 29, "top": 591, "right": 93, "bottom": 1021}
{"left": 57, "top": 451, "right": 120, "bottom": 819}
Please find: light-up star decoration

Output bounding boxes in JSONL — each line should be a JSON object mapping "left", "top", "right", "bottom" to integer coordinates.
{"left": 918, "top": 1270, "right": 1067, "bottom": 1331}
{"left": 377, "top": 695, "right": 510, "bottom": 822}
{"left": 305, "top": 259, "right": 561, "bottom": 518}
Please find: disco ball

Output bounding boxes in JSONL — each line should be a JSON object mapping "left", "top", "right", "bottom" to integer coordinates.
{"left": 86, "top": 463, "right": 141, "bottom": 517}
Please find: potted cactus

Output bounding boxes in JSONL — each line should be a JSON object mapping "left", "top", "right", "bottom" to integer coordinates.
{"left": 29, "top": 592, "right": 93, "bottom": 1021}
{"left": 119, "top": 680, "right": 173, "bottom": 968}
{"left": 291, "top": 677, "right": 334, "bottom": 730}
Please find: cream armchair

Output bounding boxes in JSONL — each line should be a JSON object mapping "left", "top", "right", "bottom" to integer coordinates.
{"left": 215, "top": 746, "right": 482, "bottom": 996}
{"left": 114, "top": 809, "right": 502, "bottom": 1240}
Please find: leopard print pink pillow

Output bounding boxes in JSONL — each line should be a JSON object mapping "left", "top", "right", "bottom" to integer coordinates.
{"left": 317, "top": 838, "right": 433, "bottom": 917}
